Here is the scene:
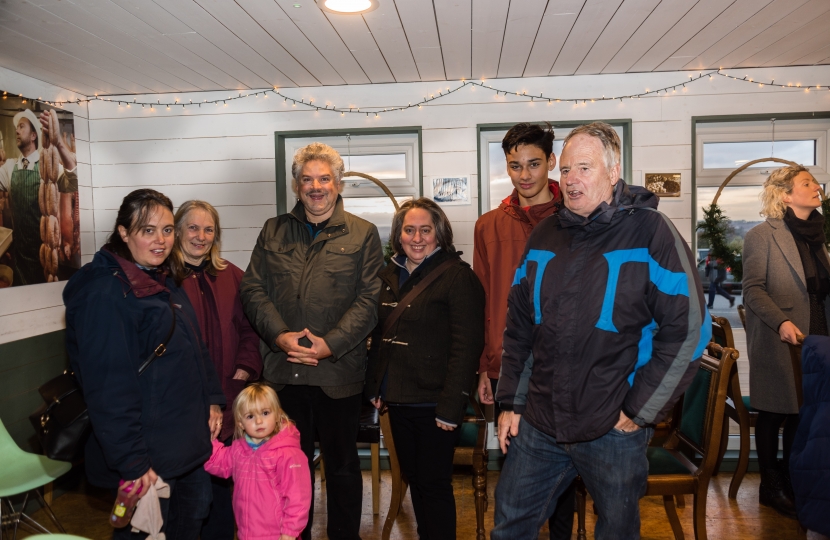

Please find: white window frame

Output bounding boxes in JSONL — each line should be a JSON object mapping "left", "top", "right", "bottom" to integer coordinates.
{"left": 696, "top": 119, "right": 830, "bottom": 187}
{"left": 282, "top": 132, "right": 420, "bottom": 206}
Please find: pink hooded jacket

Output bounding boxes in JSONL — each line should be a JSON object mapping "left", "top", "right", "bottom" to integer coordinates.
{"left": 204, "top": 423, "right": 311, "bottom": 539}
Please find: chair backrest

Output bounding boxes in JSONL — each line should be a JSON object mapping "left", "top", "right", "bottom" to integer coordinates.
{"left": 0, "top": 416, "right": 24, "bottom": 457}
{"left": 710, "top": 314, "right": 735, "bottom": 348}
{"left": 788, "top": 334, "right": 806, "bottom": 409}
{"left": 737, "top": 304, "right": 747, "bottom": 329}
{"left": 674, "top": 343, "right": 738, "bottom": 477}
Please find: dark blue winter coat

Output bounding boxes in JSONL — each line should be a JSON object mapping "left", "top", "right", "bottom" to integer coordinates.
{"left": 63, "top": 246, "right": 225, "bottom": 488}
{"left": 790, "top": 335, "right": 830, "bottom": 536}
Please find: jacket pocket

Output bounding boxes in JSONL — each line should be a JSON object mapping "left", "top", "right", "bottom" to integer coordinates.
{"left": 324, "top": 243, "right": 361, "bottom": 281}
{"left": 415, "top": 354, "right": 447, "bottom": 390}
{"left": 263, "top": 242, "right": 297, "bottom": 274}
{"left": 771, "top": 294, "right": 794, "bottom": 310}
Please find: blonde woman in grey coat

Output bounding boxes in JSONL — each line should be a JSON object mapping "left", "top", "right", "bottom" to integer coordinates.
{"left": 743, "top": 164, "right": 830, "bottom": 519}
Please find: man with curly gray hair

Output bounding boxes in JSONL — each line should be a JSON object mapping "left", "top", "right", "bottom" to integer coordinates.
{"left": 241, "top": 142, "right": 383, "bottom": 540}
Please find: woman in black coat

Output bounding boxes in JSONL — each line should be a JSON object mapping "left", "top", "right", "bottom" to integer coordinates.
{"left": 366, "top": 198, "right": 485, "bottom": 540}
{"left": 64, "top": 189, "right": 225, "bottom": 539}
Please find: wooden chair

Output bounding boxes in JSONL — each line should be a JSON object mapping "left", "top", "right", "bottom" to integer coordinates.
{"left": 788, "top": 334, "right": 805, "bottom": 409}
{"left": 379, "top": 389, "right": 489, "bottom": 540}
{"left": 577, "top": 343, "right": 738, "bottom": 540}
{"left": 313, "top": 401, "right": 382, "bottom": 515}
{"left": 711, "top": 312, "right": 756, "bottom": 498}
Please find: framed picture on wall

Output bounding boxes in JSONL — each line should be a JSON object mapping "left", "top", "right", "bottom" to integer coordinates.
{"left": 432, "top": 176, "right": 470, "bottom": 205}
{"left": 644, "top": 172, "right": 682, "bottom": 198}
{"left": 0, "top": 92, "right": 81, "bottom": 288}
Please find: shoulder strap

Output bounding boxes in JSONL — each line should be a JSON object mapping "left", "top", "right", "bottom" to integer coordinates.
{"left": 137, "top": 298, "right": 177, "bottom": 375}
{"left": 381, "top": 258, "right": 457, "bottom": 338}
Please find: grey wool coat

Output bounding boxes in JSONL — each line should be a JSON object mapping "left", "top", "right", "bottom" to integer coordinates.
{"left": 743, "top": 218, "right": 830, "bottom": 413}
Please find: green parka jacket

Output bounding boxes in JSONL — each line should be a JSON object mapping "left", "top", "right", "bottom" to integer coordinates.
{"left": 240, "top": 196, "right": 383, "bottom": 387}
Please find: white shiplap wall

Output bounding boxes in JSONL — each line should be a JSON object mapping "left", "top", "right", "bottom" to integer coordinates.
{"left": 2, "top": 65, "right": 830, "bottom": 344}
{"left": 0, "top": 66, "right": 92, "bottom": 345}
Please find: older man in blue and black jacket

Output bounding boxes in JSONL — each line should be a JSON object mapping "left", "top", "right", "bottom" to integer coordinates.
{"left": 492, "top": 122, "right": 711, "bottom": 540}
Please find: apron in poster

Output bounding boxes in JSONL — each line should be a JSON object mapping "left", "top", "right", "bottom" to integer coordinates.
{"left": 10, "top": 162, "right": 45, "bottom": 285}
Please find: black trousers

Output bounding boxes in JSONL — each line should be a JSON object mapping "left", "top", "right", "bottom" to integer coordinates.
{"left": 111, "top": 465, "right": 212, "bottom": 540}
{"left": 389, "top": 405, "right": 462, "bottom": 540}
{"left": 755, "top": 410, "right": 800, "bottom": 471}
{"left": 491, "top": 378, "right": 575, "bottom": 540}
{"left": 200, "top": 437, "right": 235, "bottom": 540}
{"left": 277, "top": 384, "right": 363, "bottom": 540}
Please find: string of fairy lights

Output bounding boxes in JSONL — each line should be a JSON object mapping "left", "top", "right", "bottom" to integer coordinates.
{"left": 6, "top": 68, "right": 828, "bottom": 116}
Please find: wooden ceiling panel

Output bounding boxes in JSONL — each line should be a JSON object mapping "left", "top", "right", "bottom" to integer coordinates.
{"left": 193, "top": 0, "right": 320, "bottom": 86}
{"left": 551, "top": 0, "right": 624, "bottom": 75}
{"left": 35, "top": 2, "right": 205, "bottom": 92}
{"left": 394, "top": 0, "right": 445, "bottom": 81}
{"left": 602, "top": 0, "right": 693, "bottom": 73}
{"left": 322, "top": 10, "right": 395, "bottom": 83}
{"left": 731, "top": 0, "right": 830, "bottom": 68}
{"left": 165, "top": 32, "right": 271, "bottom": 89}
{"left": 575, "top": 0, "right": 660, "bottom": 75}
{"left": 362, "top": 2, "right": 421, "bottom": 82}
{"left": 629, "top": 0, "right": 735, "bottom": 73}
{"left": 471, "top": 0, "right": 509, "bottom": 80}
{"left": 434, "top": 0, "right": 471, "bottom": 80}
{"left": 523, "top": 0, "right": 584, "bottom": 77}
{"left": 235, "top": 0, "right": 345, "bottom": 86}
{"left": 682, "top": 0, "right": 810, "bottom": 70}
{"left": 100, "top": 0, "right": 247, "bottom": 90}
{"left": 655, "top": 0, "right": 774, "bottom": 72}
{"left": 0, "top": 46, "right": 107, "bottom": 95}
{"left": 0, "top": 29, "right": 136, "bottom": 94}
{"left": 792, "top": 43, "right": 830, "bottom": 66}
{"left": 496, "top": 0, "right": 548, "bottom": 79}
{"left": 275, "top": 0, "right": 369, "bottom": 85}
{"left": 761, "top": 14, "right": 830, "bottom": 67}
{"left": 157, "top": 0, "right": 296, "bottom": 88}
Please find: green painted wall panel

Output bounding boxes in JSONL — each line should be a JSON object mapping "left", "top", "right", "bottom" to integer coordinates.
{"left": 0, "top": 330, "right": 69, "bottom": 452}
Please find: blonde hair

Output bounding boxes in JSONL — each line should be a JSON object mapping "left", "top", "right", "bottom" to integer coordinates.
{"left": 170, "top": 200, "right": 228, "bottom": 284}
{"left": 290, "top": 142, "right": 345, "bottom": 195}
{"left": 759, "top": 165, "right": 812, "bottom": 219}
{"left": 232, "top": 384, "right": 291, "bottom": 440}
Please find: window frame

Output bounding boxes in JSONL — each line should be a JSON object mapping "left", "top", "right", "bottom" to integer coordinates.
{"left": 691, "top": 112, "right": 830, "bottom": 251}
{"left": 476, "top": 120, "right": 633, "bottom": 217}
{"left": 274, "top": 127, "right": 423, "bottom": 215}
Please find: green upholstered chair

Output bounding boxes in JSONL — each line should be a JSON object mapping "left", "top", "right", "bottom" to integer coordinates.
{"left": 576, "top": 342, "right": 737, "bottom": 540}
{"left": 379, "top": 383, "right": 488, "bottom": 540}
{"left": 0, "top": 418, "right": 72, "bottom": 538}
{"left": 711, "top": 310, "right": 757, "bottom": 498}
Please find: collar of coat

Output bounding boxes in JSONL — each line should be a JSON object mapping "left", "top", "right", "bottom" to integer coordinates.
{"left": 499, "top": 181, "right": 561, "bottom": 227}
{"left": 557, "top": 181, "right": 658, "bottom": 230}
{"left": 102, "top": 244, "right": 169, "bottom": 298}
{"left": 288, "top": 194, "right": 348, "bottom": 236}
{"left": 381, "top": 248, "right": 461, "bottom": 296}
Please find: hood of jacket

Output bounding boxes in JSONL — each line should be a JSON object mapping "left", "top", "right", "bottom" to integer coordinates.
{"left": 63, "top": 245, "right": 169, "bottom": 304}
{"left": 558, "top": 181, "right": 658, "bottom": 231}
{"left": 499, "top": 181, "right": 561, "bottom": 227}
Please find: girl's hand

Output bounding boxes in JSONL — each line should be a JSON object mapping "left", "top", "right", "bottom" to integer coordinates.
{"left": 279, "top": 535, "right": 296, "bottom": 540}
{"left": 436, "top": 420, "right": 456, "bottom": 431}
{"left": 209, "top": 405, "right": 223, "bottom": 440}
{"left": 232, "top": 369, "right": 250, "bottom": 381}
{"left": 123, "top": 468, "right": 158, "bottom": 499}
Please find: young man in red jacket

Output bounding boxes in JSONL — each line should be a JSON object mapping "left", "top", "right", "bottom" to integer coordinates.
{"left": 473, "top": 123, "right": 574, "bottom": 538}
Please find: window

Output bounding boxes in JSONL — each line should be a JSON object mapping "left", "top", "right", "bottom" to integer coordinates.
{"left": 276, "top": 128, "right": 422, "bottom": 247}
{"left": 703, "top": 140, "right": 816, "bottom": 169}
{"left": 478, "top": 121, "right": 631, "bottom": 215}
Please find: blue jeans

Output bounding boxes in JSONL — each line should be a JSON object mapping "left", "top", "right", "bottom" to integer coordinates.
{"left": 492, "top": 418, "right": 652, "bottom": 540}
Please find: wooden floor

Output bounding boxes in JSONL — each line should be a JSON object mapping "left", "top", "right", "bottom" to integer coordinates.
{"left": 12, "top": 469, "right": 805, "bottom": 539}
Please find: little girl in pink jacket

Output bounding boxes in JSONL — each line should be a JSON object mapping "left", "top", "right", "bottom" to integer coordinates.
{"left": 205, "top": 383, "right": 311, "bottom": 540}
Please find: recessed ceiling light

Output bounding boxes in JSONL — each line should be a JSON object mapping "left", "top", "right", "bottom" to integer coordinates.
{"left": 320, "top": 0, "right": 379, "bottom": 14}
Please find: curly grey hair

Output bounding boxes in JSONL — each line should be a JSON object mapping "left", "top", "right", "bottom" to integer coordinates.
{"left": 291, "top": 142, "right": 345, "bottom": 195}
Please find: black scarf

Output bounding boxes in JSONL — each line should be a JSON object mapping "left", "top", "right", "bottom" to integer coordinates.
{"left": 783, "top": 207, "right": 830, "bottom": 294}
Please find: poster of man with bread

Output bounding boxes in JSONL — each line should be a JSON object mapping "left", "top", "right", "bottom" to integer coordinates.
{"left": 0, "top": 93, "right": 80, "bottom": 287}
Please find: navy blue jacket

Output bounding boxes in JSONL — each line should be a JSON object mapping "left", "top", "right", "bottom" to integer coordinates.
{"left": 64, "top": 247, "right": 225, "bottom": 487}
{"left": 496, "top": 182, "right": 710, "bottom": 443}
{"left": 791, "top": 335, "right": 830, "bottom": 536}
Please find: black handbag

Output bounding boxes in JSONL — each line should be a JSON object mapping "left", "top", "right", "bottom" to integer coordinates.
{"left": 29, "top": 300, "right": 177, "bottom": 461}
